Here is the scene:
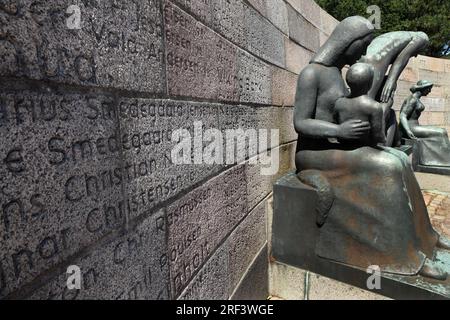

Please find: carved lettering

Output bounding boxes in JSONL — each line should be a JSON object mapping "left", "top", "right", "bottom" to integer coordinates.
{"left": 10, "top": 228, "right": 71, "bottom": 281}
{"left": 4, "top": 147, "right": 25, "bottom": 173}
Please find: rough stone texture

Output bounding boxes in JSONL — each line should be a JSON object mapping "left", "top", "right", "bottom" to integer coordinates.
{"left": 319, "top": 8, "right": 339, "bottom": 36}
{"left": 445, "top": 60, "right": 450, "bottom": 74}
{"left": 179, "top": 204, "right": 269, "bottom": 300}
{"left": 117, "top": 99, "right": 222, "bottom": 222}
{"left": 168, "top": 139, "right": 296, "bottom": 299}
{"left": 430, "top": 196, "right": 450, "bottom": 239}
{"left": 0, "top": 0, "right": 165, "bottom": 93}
{"left": 417, "top": 56, "right": 446, "bottom": 73}
{"left": 272, "top": 68, "right": 297, "bottom": 107}
{"left": 399, "top": 66, "right": 419, "bottom": 83}
{"left": 228, "top": 200, "right": 267, "bottom": 289}
{"left": 237, "top": 51, "right": 272, "bottom": 105}
{"left": 28, "top": 210, "right": 169, "bottom": 300}
{"left": 262, "top": 0, "right": 289, "bottom": 36}
{"left": 217, "top": 105, "right": 296, "bottom": 163}
{"left": 319, "top": 31, "right": 329, "bottom": 47}
{"left": 285, "top": 39, "right": 314, "bottom": 75}
{"left": 417, "top": 173, "right": 450, "bottom": 193}
{"left": 247, "top": 0, "right": 289, "bottom": 36}
{"left": 243, "top": 3, "right": 286, "bottom": 68}
{"left": 246, "top": 143, "right": 296, "bottom": 209}
{"left": 287, "top": 4, "right": 320, "bottom": 52}
{"left": 267, "top": 196, "right": 274, "bottom": 254}
{"left": 0, "top": 88, "right": 296, "bottom": 299}
{"left": 165, "top": 2, "right": 281, "bottom": 105}
{"left": 308, "top": 273, "right": 390, "bottom": 300}
{"left": 285, "top": 0, "right": 321, "bottom": 30}
{"left": 166, "top": 164, "right": 249, "bottom": 298}
{"left": 176, "top": 194, "right": 270, "bottom": 300}
{"left": 0, "top": 85, "right": 296, "bottom": 298}
{"left": 0, "top": 87, "right": 124, "bottom": 298}
{"left": 171, "top": 0, "right": 285, "bottom": 68}
{"left": 164, "top": 2, "right": 238, "bottom": 102}
{"left": 416, "top": 96, "right": 446, "bottom": 112}
{"left": 178, "top": 242, "right": 230, "bottom": 300}
{"left": 231, "top": 245, "right": 269, "bottom": 300}
{"left": 269, "top": 261, "right": 306, "bottom": 300}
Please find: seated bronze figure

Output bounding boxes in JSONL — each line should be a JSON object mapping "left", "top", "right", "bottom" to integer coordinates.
{"left": 400, "top": 80, "right": 450, "bottom": 167}
{"left": 294, "top": 16, "right": 450, "bottom": 280}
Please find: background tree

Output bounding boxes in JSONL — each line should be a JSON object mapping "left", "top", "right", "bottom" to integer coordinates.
{"left": 316, "top": 0, "right": 450, "bottom": 57}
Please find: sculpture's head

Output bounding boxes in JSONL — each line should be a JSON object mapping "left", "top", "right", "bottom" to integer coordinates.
{"left": 346, "top": 63, "right": 375, "bottom": 96}
{"left": 410, "top": 80, "right": 433, "bottom": 96}
{"left": 311, "top": 16, "right": 375, "bottom": 67}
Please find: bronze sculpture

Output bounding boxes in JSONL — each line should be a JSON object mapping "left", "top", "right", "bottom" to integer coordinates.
{"left": 335, "top": 62, "right": 389, "bottom": 147}
{"left": 359, "top": 31, "right": 430, "bottom": 147}
{"left": 294, "top": 16, "right": 450, "bottom": 280}
{"left": 400, "top": 80, "right": 450, "bottom": 167}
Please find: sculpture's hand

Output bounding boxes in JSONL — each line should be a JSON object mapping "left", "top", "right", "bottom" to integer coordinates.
{"left": 406, "top": 130, "right": 417, "bottom": 140}
{"left": 337, "top": 120, "right": 371, "bottom": 140}
{"left": 381, "top": 80, "right": 397, "bottom": 103}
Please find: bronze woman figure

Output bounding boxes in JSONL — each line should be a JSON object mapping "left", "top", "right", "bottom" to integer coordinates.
{"left": 400, "top": 80, "right": 450, "bottom": 167}
{"left": 295, "top": 17, "right": 449, "bottom": 280}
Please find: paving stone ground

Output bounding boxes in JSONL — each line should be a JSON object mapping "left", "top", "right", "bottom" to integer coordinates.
{"left": 418, "top": 172, "right": 450, "bottom": 237}
{"left": 423, "top": 190, "right": 450, "bottom": 237}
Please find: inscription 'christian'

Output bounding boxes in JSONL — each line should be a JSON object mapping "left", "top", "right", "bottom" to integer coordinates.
{"left": 0, "top": 89, "right": 224, "bottom": 298}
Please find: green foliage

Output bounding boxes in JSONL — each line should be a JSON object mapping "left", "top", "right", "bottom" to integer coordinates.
{"left": 316, "top": 0, "right": 450, "bottom": 57}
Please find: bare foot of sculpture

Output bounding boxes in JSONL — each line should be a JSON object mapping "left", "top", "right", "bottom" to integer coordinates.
{"left": 419, "top": 258, "right": 448, "bottom": 280}
{"left": 436, "top": 236, "right": 450, "bottom": 251}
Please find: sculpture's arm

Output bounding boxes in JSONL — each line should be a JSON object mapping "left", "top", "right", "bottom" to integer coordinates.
{"left": 294, "top": 66, "right": 337, "bottom": 138}
{"left": 399, "top": 98, "right": 417, "bottom": 139}
{"left": 294, "top": 66, "right": 370, "bottom": 140}
{"left": 381, "top": 38, "right": 428, "bottom": 102}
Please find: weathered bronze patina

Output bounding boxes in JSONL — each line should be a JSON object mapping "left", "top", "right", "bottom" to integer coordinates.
{"left": 359, "top": 31, "right": 430, "bottom": 146}
{"left": 291, "top": 16, "right": 450, "bottom": 280}
{"left": 400, "top": 80, "right": 450, "bottom": 168}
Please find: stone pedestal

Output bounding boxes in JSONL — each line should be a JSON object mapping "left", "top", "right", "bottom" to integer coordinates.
{"left": 271, "top": 172, "right": 450, "bottom": 300}
{"left": 403, "top": 139, "right": 450, "bottom": 175}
